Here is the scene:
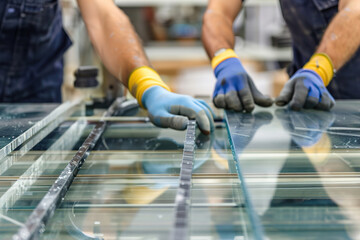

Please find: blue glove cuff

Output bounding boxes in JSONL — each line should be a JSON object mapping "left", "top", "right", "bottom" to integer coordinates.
{"left": 293, "top": 69, "right": 325, "bottom": 86}
{"left": 214, "top": 57, "right": 246, "bottom": 80}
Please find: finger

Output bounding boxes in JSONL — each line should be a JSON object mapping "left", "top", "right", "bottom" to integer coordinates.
{"left": 213, "top": 87, "right": 226, "bottom": 109}
{"left": 304, "top": 86, "right": 320, "bottom": 109}
{"left": 149, "top": 110, "right": 188, "bottom": 130}
{"left": 169, "top": 103, "right": 197, "bottom": 119}
{"left": 247, "top": 76, "right": 273, "bottom": 107}
{"left": 275, "top": 79, "right": 296, "bottom": 106}
{"left": 170, "top": 104, "right": 211, "bottom": 135}
{"left": 288, "top": 80, "right": 308, "bottom": 111}
{"left": 315, "top": 92, "right": 333, "bottom": 111}
{"left": 324, "top": 92, "right": 336, "bottom": 110}
{"left": 194, "top": 100, "right": 215, "bottom": 133}
{"left": 238, "top": 84, "right": 255, "bottom": 113}
{"left": 225, "top": 90, "right": 243, "bottom": 111}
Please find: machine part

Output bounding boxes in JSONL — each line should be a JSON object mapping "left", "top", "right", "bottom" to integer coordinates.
{"left": 12, "top": 98, "right": 125, "bottom": 240}
{"left": 171, "top": 120, "right": 196, "bottom": 240}
{"left": 102, "top": 64, "right": 126, "bottom": 102}
{"left": 114, "top": 98, "right": 139, "bottom": 116}
{"left": 74, "top": 66, "right": 99, "bottom": 88}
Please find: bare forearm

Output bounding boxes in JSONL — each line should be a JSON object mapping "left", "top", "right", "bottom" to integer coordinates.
{"left": 202, "top": 0, "right": 243, "bottom": 58}
{"left": 317, "top": 0, "right": 360, "bottom": 70}
{"left": 77, "top": 0, "right": 148, "bottom": 87}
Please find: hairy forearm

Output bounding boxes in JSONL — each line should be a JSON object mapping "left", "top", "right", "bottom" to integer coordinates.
{"left": 77, "top": 0, "right": 148, "bottom": 87}
{"left": 202, "top": 0, "right": 243, "bottom": 58}
{"left": 317, "top": 1, "right": 360, "bottom": 70}
{"left": 202, "top": 10, "right": 235, "bottom": 58}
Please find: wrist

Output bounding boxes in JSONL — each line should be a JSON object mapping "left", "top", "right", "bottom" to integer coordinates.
{"left": 303, "top": 53, "right": 334, "bottom": 86}
{"left": 211, "top": 49, "right": 238, "bottom": 70}
{"left": 128, "top": 66, "right": 171, "bottom": 108}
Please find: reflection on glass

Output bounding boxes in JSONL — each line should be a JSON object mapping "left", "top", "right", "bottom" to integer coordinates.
{"left": 226, "top": 101, "right": 360, "bottom": 239}
{"left": 36, "top": 122, "right": 250, "bottom": 239}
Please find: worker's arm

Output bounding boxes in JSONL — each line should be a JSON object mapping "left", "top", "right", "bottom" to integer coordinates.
{"left": 76, "top": 0, "right": 146, "bottom": 85}
{"left": 77, "top": 0, "right": 214, "bottom": 134}
{"left": 202, "top": 0, "right": 242, "bottom": 58}
{"left": 319, "top": 0, "right": 360, "bottom": 70}
{"left": 202, "top": 0, "right": 273, "bottom": 112}
{"left": 276, "top": 0, "right": 360, "bottom": 111}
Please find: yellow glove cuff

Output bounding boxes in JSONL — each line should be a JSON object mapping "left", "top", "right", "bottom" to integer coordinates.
{"left": 211, "top": 49, "right": 238, "bottom": 70}
{"left": 128, "top": 66, "right": 171, "bottom": 108}
{"left": 303, "top": 53, "right": 334, "bottom": 86}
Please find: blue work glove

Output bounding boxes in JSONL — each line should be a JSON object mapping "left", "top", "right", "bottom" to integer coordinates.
{"left": 142, "top": 86, "right": 214, "bottom": 135}
{"left": 129, "top": 66, "right": 214, "bottom": 135}
{"left": 212, "top": 49, "right": 273, "bottom": 112}
{"left": 275, "top": 108, "right": 335, "bottom": 147}
{"left": 275, "top": 69, "right": 335, "bottom": 111}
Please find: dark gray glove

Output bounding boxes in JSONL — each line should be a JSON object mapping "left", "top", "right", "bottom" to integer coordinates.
{"left": 275, "top": 69, "right": 335, "bottom": 111}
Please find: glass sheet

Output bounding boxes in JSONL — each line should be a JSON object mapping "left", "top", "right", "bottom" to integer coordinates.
{"left": 0, "top": 104, "right": 58, "bottom": 149}
{"left": 0, "top": 120, "right": 89, "bottom": 238}
{"left": 34, "top": 121, "right": 251, "bottom": 240}
{"left": 0, "top": 102, "right": 83, "bottom": 160}
{"left": 225, "top": 100, "right": 360, "bottom": 240}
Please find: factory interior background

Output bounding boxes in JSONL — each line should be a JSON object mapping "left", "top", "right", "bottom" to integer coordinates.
{"left": 60, "top": 0, "right": 290, "bottom": 102}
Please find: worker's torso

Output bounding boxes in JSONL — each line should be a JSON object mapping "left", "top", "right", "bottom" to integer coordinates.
{"left": 0, "top": 0, "right": 71, "bottom": 102}
{"left": 280, "top": 0, "right": 360, "bottom": 99}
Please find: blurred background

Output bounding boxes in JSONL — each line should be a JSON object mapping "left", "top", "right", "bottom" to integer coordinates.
{"left": 61, "top": 0, "right": 293, "bottom": 103}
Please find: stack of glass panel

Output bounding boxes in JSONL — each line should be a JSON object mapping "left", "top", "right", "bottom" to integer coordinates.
{"left": 0, "top": 103, "right": 251, "bottom": 239}
{"left": 1, "top": 100, "right": 359, "bottom": 239}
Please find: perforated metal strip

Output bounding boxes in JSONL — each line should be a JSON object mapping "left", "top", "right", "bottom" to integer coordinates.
{"left": 171, "top": 120, "right": 196, "bottom": 240}
{"left": 13, "top": 98, "right": 125, "bottom": 240}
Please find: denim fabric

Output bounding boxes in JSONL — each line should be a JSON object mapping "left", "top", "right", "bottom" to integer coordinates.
{"left": 0, "top": 0, "right": 72, "bottom": 103}
{"left": 280, "top": 0, "right": 360, "bottom": 99}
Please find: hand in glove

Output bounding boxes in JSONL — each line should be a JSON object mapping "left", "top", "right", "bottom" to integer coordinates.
{"left": 211, "top": 49, "right": 273, "bottom": 112}
{"left": 129, "top": 66, "right": 214, "bottom": 135}
{"left": 276, "top": 53, "right": 336, "bottom": 111}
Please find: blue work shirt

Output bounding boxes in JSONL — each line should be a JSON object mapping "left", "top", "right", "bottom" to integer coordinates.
{"left": 0, "top": 0, "right": 71, "bottom": 103}
{"left": 280, "top": 0, "right": 360, "bottom": 99}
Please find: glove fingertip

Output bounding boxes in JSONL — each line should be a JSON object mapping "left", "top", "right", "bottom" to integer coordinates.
{"left": 329, "top": 99, "right": 336, "bottom": 109}
{"left": 275, "top": 97, "right": 288, "bottom": 107}
{"left": 256, "top": 96, "right": 274, "bottom": 107}
{"left": 244, "top": 104, "right": 255, "bottom": 113}
{"left": 173, "top": 117, "right": 188, "bottom": 130}
{"left": 213, "top": 94, "right": 226, "bottom": 109}
{"left": 196, "top": 114, "right": 212, "bottom": 135}
{"left": 199, "top": 128, "right": 211, "bottom": 135}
